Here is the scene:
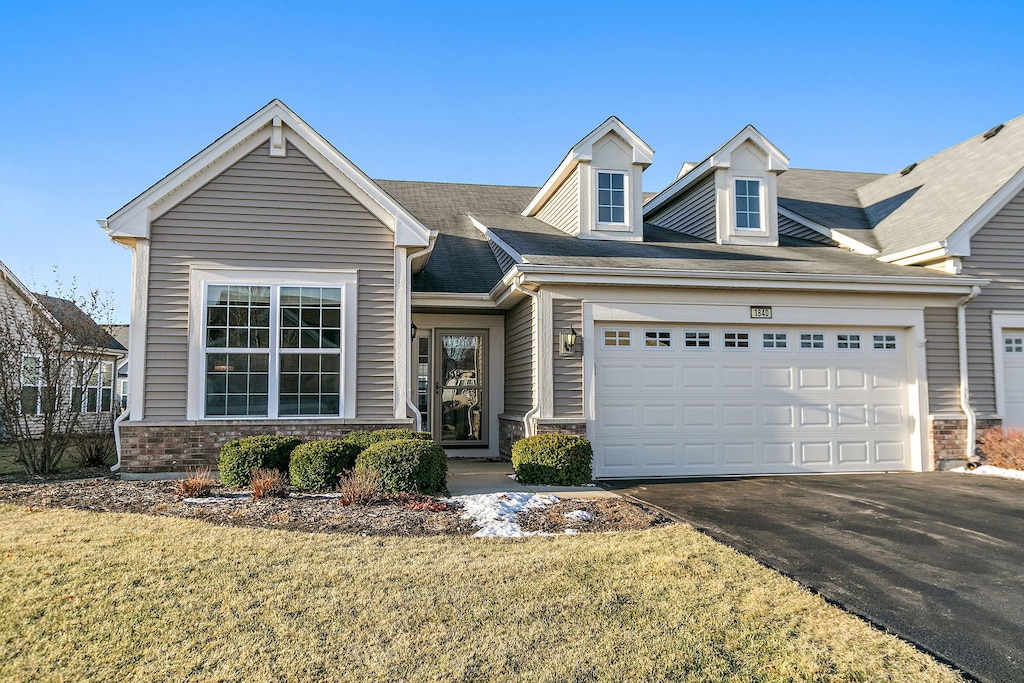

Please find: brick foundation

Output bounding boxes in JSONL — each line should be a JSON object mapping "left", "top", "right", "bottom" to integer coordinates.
{"left": 928, "top": 416, "right": 1002, "bottom": 470}
{"left": 117, "top": 419, "right": 415, "bottom": 473}
{"left": 497, "top": 417, "right": 589, "bottom": 459}
{"left": 535, "top": 420, "right": 587, "bottom": 437}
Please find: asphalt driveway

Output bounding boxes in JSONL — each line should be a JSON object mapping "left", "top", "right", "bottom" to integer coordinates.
{"left": 605, "top": 473, "right": 1024, "bottom": 683}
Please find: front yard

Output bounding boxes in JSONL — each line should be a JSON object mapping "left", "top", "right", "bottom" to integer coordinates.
{"left": 0, "top": 505, "right": 963, "bottom": 682}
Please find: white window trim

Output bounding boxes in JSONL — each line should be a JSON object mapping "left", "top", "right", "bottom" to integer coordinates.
{"left": 798, "top": 331, "right": 827, "bottom": 351}
{"left": 642, "top": 328, "right": 673, "bottom": 350}
{"left": 187, "top": 267, "right": 358, "bottom": 421}
{"left": 74, "top": 359, "right": 115, "bottom": 413}
{"left": 722, "top": 330, "right": 751, "bottom": 350}
{"left": 760, "top": 331, "right": 789, "bottom": 351}
{"left": 594, "top": 169, "right": 630, "bottom": 231}
{"left": 20, "top": 354, "right": 43, "bottom": 416}
{"left": 733, "top": 176, "right": 765, "bottom": 232}
{"left": 991, "top": 312, "right": 1024, "bottom": 419}
{"left": 601, "top": 327, "right": 633, "bottom": 349}
{"left": 682, "top": 329, "right": 713, "bottom": 350}
{"left": 836, "top": 332, "right": 863, "bottom": 351}
{"left": 871, "top": 332, "right": 899, "bottom": 352}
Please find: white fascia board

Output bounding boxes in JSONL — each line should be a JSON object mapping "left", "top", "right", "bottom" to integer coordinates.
{"left": 104, "top": 99, "right": 430, "bottom": 247}
{"left": 876, "top": 241, "right": 949, "bottom": 264}
{"left": 411, "top": 292, "right": 497, "bottom": 308}
{"left": 642, "top": 159, "right": 714, "bottom": 216}
{"left": 524, "top": 116, "right": 654, "bottom": 217}
{"left": 947, "top": 164, "right": 1024, "bottom": 255}
{"left": 777, "top": 207, "right": 879, "bottom": 255}
{"left": 468, "top": 215, "right": 526, "bottom": 264}
{"left": 513, "top": 264, "right": 988, "bottom": 295}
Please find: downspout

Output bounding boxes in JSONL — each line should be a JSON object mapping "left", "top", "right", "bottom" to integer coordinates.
{"left": 403, "top": 248, "right": 423, "bottom": 432}
{"left": 111, "top": 409, "right": 129, "bottom": 473}
{"left": 957, "top": 286, "right": 982, "bottom": 460}
{"left": 512, "top": 278, "right": 540, "bottom": 437}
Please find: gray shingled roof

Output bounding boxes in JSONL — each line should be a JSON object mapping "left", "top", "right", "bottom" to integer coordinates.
{"left": 375, "top": 180, "right": 537, "bottom": 293}
{"left": 34, "top": 294, "right": 127, "bottom": 352}
{"left": 480, "top": 220, "right": 955, "bottom": 279}
{"left": 777, "top": 169, "right": 883, "bottom": 249}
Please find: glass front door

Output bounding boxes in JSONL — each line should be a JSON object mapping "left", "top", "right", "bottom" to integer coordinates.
{"left": 434, "top": 331, "right": 487, "bottom": 446}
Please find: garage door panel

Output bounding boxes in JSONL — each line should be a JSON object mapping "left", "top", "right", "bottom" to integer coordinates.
{"left": 593, "top": 323, "right": 914, "bottom": 477}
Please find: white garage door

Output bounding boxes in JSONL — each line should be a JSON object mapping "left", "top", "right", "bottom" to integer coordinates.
{"left": 593, "top": 325, "right": 913, "bottom": 477}
{"left": 1001, "top": 330, "right": 1024, "bottom": 427}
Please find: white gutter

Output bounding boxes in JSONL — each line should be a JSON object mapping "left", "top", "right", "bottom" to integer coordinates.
{"left": 404, "top": 248, "right": 423, "bottom": 432}
{"left": 512, "top": 276, "right": 541, "bottom": 437}
{"left": 110, "top": 409, "right": 129, "bottom": 473}
{"left": 957, "top": 285, "right": 983, "bottom": 460}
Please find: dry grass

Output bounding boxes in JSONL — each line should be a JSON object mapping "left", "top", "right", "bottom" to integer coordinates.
{"left": 977, "top": 426, "right": 1024, "bottom": 469}
{"left": 0, "top": 505, "right": 963, "bottom": 683}
{"left": 337, "top": 466, "right": 382, "bottom": 505}
{"left": 171, "top": 468, "right": 217, "bottom": 499}
{"left": 249, "top": 467, "right": 289, "bottom": 499}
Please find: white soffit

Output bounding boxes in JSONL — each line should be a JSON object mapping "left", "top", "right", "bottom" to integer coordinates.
{"left": 103, "top": 99, "right": 431, "bottom": 247}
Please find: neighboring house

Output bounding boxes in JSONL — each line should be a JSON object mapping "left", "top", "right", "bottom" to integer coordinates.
{"left": 109, "top": 324, "right": 130, "bottom": 410}
{"left": 0, "top": 260, "right": 126, "bottom": 434}
{"left": 102, "top": 100, "right": 1023, "bottom": 477}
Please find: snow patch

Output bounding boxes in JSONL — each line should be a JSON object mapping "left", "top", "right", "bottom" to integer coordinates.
{"left": 450, "top": 492, "right": 559, "bottom": 537}
{"left": 950, "top": 465, "right": 1024, "bottom": 481}
{"left": 183, "top": 495, "right": 251, "bottom": 504}
{"left": 564, "top": 509, "right": 594, "bottom": 522}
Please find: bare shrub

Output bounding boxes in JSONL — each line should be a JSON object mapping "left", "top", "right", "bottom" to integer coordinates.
{"left": 337, "top": 466, "right": 382, "bottom": 506}
{"left": 173, "top": 468, "right": 217, "bottom": 498}
{"left": 250, "top": 467, "right": 289, "bottom": 500}
{"left": 977, "top": 427, "right": 1024, "bottom": 470}
{"left": 70, "top": 415, "right": 117, "bottom": 468}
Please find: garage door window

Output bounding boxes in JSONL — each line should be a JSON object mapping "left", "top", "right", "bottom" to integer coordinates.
{"left": 873, "top": 334, "right": 898, "bottom": 351}
{"left": 800, "top": 333, "right": 825, "bottom": 350}
{"left": 1005, "top": 336, "right": 1024, "bottom": 353}
{"left": 684, "top": 331, "right": 711, "bottom": 348}
{"left": 644, "top": 330, "right": 672, "bottom": 349}
{"left": 837, "top": 333, "right": 861, "bottom": 350}
{"left": 603, "top": 329, "right": 632, "bottom": 348}
{"left": 723, "top": 332, "right": 750, "bottom": 349}
{"left": 762, "top": 332, "right": 788, "bottom": 349}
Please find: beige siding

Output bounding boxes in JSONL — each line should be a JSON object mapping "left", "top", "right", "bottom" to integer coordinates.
{"left": 552, "top": 298, "right": 583, "bottom": 417}
{"left": 489, "top": 240, "right": 517, "bottom": 275}
{"left": 538, "top": 166, "right": 581, "bottom": 236}
{"left": 924, "top": 307, "right": 961, "bottom": 413}
{"left": 503, "top": 298, "right": 534, "bottom": 415}
{"left": 778, "top": 214, "right": 836, "bottom": 245}
{"left": 646, "top": 174, "right": 716, "bottom": 240}
{"left": 146, "top": 140, "right": 395, "bottom": 419}
{"left": 964, "top": 187, "right": 1024, "bottom": 415}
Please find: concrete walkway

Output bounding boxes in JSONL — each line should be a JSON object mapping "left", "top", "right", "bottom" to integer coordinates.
{"left": 446, "top": 458, "right": 616, "bottom": 498}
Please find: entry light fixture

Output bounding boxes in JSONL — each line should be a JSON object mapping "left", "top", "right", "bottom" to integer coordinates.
{"left": 410, "top": 322, "right": 418, "bottom": 341}
{"left": 559, "top": 326, "right": 578, "bottom": 356}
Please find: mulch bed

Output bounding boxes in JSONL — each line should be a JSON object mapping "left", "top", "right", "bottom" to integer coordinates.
{"left": 0, "top": 476, "right": 670, "bottom": 537}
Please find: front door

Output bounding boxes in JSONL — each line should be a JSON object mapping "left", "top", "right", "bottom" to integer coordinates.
{"left": 433, "top": 330, "right": 487, "bottom": 446}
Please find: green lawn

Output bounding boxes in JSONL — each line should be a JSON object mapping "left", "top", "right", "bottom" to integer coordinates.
{"left": 0, "top": 506, "right": 962, "bottom": 682}
{"left": 0, "top": 442, "right": 113, "bottom": 476}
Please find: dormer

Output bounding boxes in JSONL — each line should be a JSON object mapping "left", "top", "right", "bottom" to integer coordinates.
{"left": 645, "top": 125, "right": 789, "bottom": 246}
{"left": 524, "top": 117, "right": 653, "bottom": 242}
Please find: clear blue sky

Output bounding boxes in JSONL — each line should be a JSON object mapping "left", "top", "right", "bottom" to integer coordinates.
{"left": 2, "top": 0, "right": 1022, "bottom": 322}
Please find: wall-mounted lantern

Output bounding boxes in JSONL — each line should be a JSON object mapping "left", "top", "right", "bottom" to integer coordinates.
{"left": 559, "top": 326, "right": 578, "bottom": 356}
{"left": 410, "top": 322, "right": 418, "bottom": 341}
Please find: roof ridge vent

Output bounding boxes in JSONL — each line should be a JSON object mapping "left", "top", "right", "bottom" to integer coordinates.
{"left": 899, "top": 162, "right": 917, "bottom": 176}
{"left": 982, "top": 123, "right": 1005, "bottom": 140}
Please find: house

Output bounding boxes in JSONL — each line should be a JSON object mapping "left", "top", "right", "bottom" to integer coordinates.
{"left": 0, "top": 259, "right": 126, "bottom": 435}
{"left": 102, "top": 100, "right": 1024, "bottom": 478}
{"left": 109, "top": 324, "right": 130, "bottom": 410}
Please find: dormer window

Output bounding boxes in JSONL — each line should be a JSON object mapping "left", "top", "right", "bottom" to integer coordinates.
{"left": 597, "top": 171, "right": 626, "bottom": 224}
{"left": 735, "top": 179, "right": 761, "bottom": 230}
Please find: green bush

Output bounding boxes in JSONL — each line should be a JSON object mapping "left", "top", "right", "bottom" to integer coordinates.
{"left": 289, "top": 439, "right": 362, "bottom": 491}
{"left": 217, "top": 435, "right": 302, "bottom": 488}
{"left": 343, "top": 429, "right": 432, "bottom": 451}
{"left": 355, "top": 439, "right": 447, "bottom": 495}
{"left": 512, "top": 434, "right": 593, "bottom": 486}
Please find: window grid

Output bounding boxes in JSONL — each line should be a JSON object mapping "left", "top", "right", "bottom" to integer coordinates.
{"left": 724, "top": 332, "right": 750, "bottom": 349}
{"left": 597, "top": 172, "right": 626, "bottom": 224}
{"left": 800, "top": 333, "right": 825, "bottom": 350}
{"left": 762, "top": 332, "right": 788, "bottom": 349}
{"left": 873, "top": 334, "right": 898, "bottom": 350}
{"left": 603, "top": 329, "right": 632, "bottom": 348}
{"left": 644, "top": 330, "right": 673, "bottom": 349}
{"left": 20, "top": 355, "right": 43, "bottom": 416}
{"left": 837, "top": 333, "right": 862, "bottom": 350}
{"left": 279, "top": 287, "right": 342, "bottom": 416}
{"left": 1005, "top": 337, "right": 1024, "bottom": 353}
{"left": 72, "top": 360, "right": 115, "bottom": 413}
{"left": 684, "top": 331, "right": 712, "bottom": 349}
{"left": 735, "top": 179, "right": 761, "bottom": 229}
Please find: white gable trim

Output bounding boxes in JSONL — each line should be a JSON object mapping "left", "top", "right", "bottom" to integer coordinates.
{"left": 778, "top": 207, "right": 879, "bottom": 255}
{"left": 946, "top": 165, "right": 1024, "bottom": 257}
{"left": 104, "top": 100, "right": 431, "bottom": 247}
{"left": 469, "top": 215, "right": 527, "bottom": 264}
{"left": 644, "top": 125, "right": 789, "bottom": 217}
{"left": 524, "top": 116, "right": 654, "bottom": 217}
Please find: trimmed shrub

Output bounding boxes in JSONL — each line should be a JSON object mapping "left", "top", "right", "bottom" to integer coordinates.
{"left": 512, "top": 434, "right": 593, "bottom": 486}
{"left": 289, "top": 439, "right": 362, "bottom": 492}
{"left": 343, "top": 429, "right": 432, "bottom": 452}
{"left": 356, "top": 439, "right": 447, "bottom": 495}
{"left": 173, "top": 467, "right": 216, "bottom": 498}
{"left": 250, "top": 467, "right": 289, "bottom": 499}
{"left": 218, "top": 435, "right": 302, "bottom": 488}
{"left": 978, "top": 427, "right": 1024, "bottom": 470}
